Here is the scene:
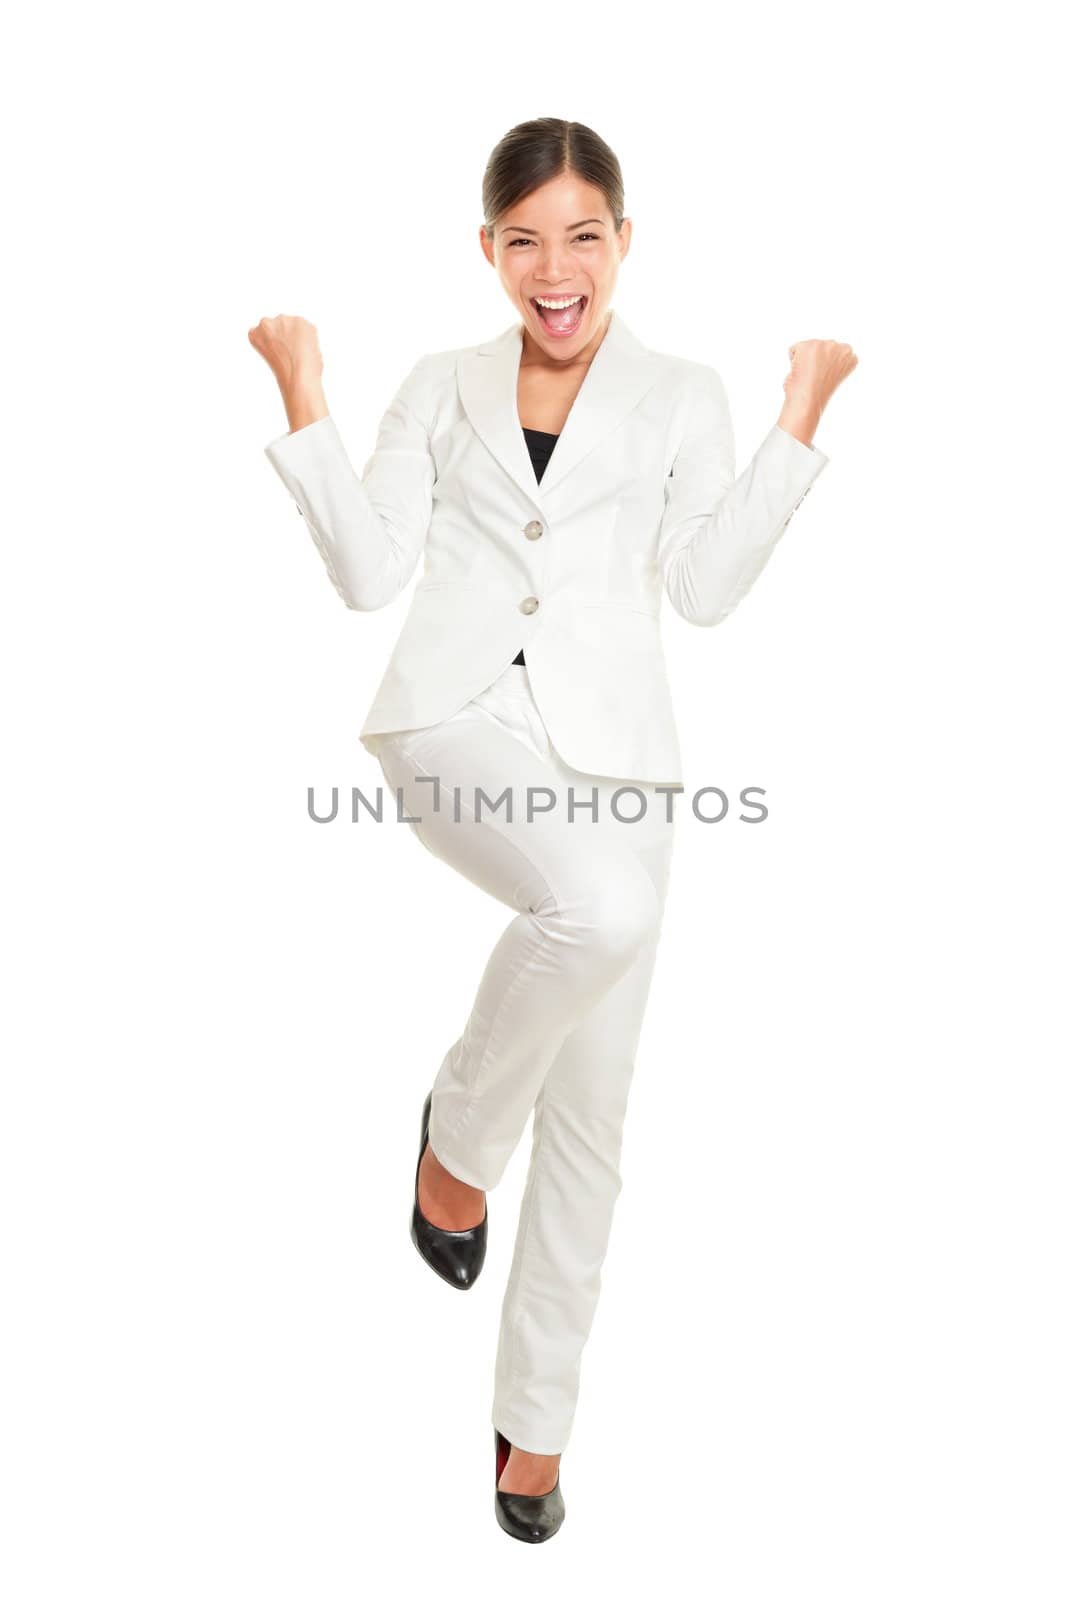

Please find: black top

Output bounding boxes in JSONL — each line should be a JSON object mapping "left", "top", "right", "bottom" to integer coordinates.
{"left": 513, "top": 428, "right": 559, "bottom": 666}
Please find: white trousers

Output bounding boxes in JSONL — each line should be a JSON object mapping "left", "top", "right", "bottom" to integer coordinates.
{"left": 374, "top": 664, "right": 676, "bottom": 1454}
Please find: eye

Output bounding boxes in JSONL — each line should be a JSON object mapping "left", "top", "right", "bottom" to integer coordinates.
{"left": 506, "top": 233, "right": 603, "bottom": 247}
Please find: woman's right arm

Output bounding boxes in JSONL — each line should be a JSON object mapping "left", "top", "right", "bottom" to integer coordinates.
{"left": 248, "top": 315, "right": 436, "bottom": 611}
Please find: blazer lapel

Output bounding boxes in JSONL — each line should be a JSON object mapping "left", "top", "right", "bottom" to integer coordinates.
{"left": 455, "top": 309, "right": 661, "bottom": 516}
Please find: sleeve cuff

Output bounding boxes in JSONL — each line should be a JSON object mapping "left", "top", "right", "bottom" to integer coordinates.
{"left": 263, "top": 414, "right": 351, "bottom": 519}
{"left": 264, "top": 412, "right": 342, "bottom": 469}
{"left": 773, "top": 421, "right": 829, "bottom": 469}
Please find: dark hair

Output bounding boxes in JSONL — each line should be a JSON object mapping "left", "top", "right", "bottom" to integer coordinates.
{"left": 482, "top": 118, "right": 625, "bottom": 242}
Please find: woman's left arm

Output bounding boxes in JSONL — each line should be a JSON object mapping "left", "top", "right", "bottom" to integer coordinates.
{"left": 658, "top": 340, "right": 858, "bottom": 627}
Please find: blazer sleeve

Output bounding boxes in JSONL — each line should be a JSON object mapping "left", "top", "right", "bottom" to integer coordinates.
{"left": 263, "top": 355, "right": 437, "bottom": 612}
{"left": 657, "top": 368, "right": 830, "bottom": 627}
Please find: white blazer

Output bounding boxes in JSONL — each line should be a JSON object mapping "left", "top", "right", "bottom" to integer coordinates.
{"left": 264, "top": 309, "right": 829, "bottom": 786}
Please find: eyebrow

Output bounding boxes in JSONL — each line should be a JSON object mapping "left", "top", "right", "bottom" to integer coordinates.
{"left": 500, "top": 218, "right": 606, "bottom": 234}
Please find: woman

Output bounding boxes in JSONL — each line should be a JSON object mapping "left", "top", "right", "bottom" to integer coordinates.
{"left": 250, "top": 116, "right": 857, "bottom": 1543}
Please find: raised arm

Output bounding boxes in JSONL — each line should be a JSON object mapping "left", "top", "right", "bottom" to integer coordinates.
{"left": 249, "top": 315, "right": 437, "bottom": 612}
{"left": 657, "top": 340, "right": 857, "bottom": 627}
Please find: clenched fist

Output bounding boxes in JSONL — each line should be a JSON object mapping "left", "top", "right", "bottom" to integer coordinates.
{"left": 783, "top": 339, "right": 858, "bottom": 416}
{"left": 249, "top": 314, "right": 327, "bottom": 432}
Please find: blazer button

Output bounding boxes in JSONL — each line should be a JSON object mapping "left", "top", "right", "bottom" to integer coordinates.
{"left": 519, "top": 596, "right": 539, "bottom": 615}
{"left": 524, "top": 519, "right": 543, "bottom": 540}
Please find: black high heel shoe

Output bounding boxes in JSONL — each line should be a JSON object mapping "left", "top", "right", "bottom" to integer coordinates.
{"left": 410, "top": 1090, "right": 487, "bottom": 1290}
{"left": 494, "top": 1428, "right": 566, "bottom": 1543}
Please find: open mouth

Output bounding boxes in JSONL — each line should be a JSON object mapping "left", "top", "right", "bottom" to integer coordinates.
{"left": 531, "top": 294, "right": 588, "bottom": 338}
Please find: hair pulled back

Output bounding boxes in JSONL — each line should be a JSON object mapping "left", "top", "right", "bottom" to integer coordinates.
{"left": 482, "top": 118, "right": 625, "bottom": 242}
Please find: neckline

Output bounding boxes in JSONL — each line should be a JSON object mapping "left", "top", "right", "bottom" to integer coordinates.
{"left": 522, "top": 425, "right": 560, "bottom": 439}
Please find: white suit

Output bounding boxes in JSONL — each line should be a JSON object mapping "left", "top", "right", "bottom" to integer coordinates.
{"left": 263, "top": 309, "right": 830, "bottom": 1455}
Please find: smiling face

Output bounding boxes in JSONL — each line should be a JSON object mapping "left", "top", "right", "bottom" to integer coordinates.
{"left": 480, "top": 170, "right": 631, "bottom": 364}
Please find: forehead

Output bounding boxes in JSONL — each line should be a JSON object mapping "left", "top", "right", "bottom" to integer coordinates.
{"left": 498, "top": 172, "right": 608, "bottom": 230}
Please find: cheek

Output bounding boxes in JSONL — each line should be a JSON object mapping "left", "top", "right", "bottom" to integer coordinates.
{"left": 502, "top": 258, "right": 530, "bottom": 293}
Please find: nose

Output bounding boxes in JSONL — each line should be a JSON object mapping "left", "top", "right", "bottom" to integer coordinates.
{"left": 536, "top": 243, "right": 581, "bottom": 279}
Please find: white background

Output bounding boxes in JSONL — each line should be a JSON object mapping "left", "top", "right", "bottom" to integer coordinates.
{"left": 3, "top": 1, "right": 1063, "bottom": 1594}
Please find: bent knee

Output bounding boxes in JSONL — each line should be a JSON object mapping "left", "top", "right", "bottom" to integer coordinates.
{"left": 580, "top": 860, "right": 661, "bottom": 967}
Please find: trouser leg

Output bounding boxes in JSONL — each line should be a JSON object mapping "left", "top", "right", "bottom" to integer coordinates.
{"left": 491, "top": 828, "right": 673, "bottom": 1454}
